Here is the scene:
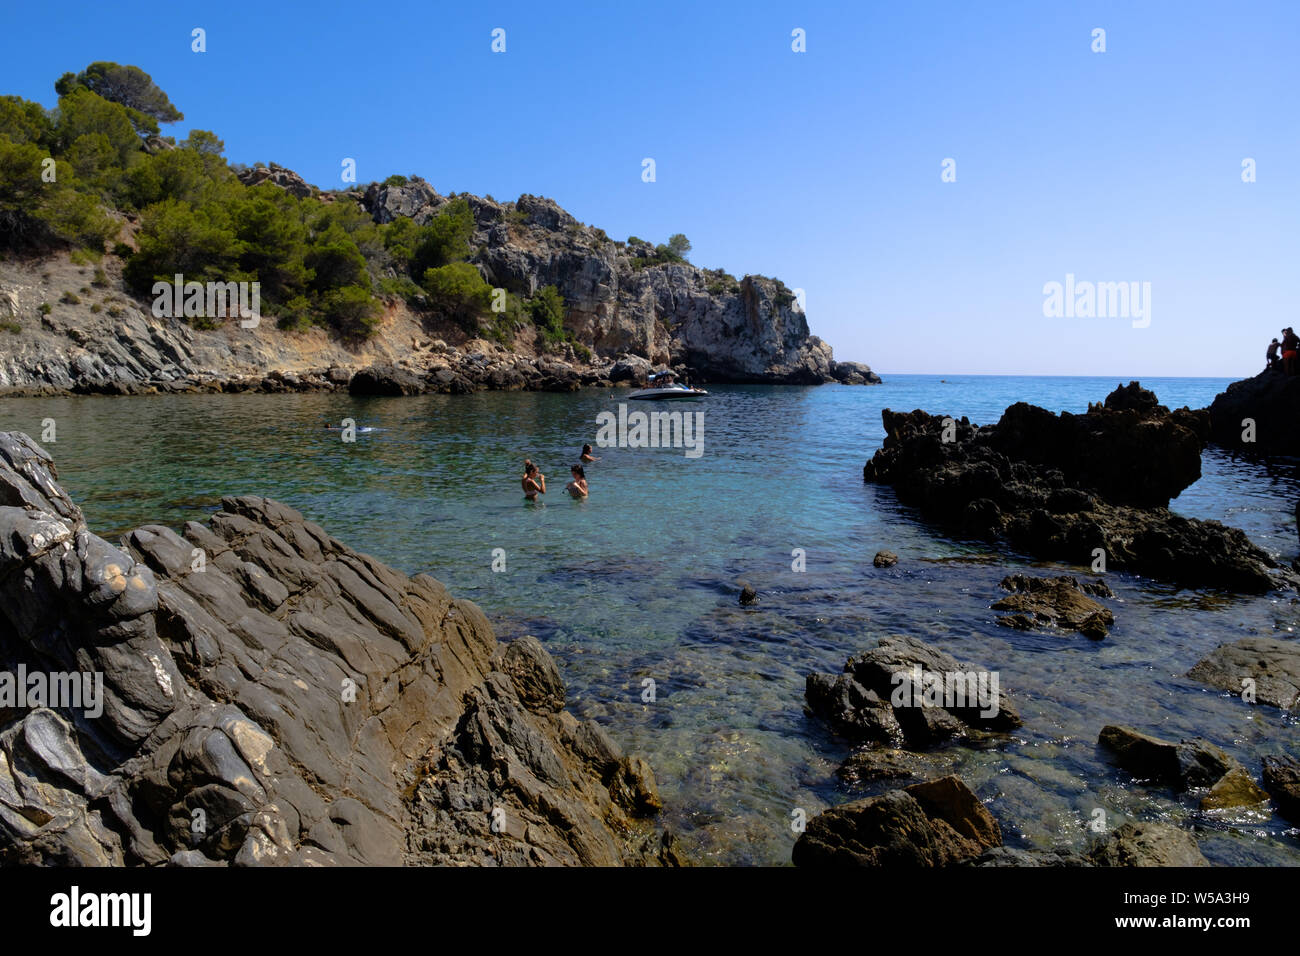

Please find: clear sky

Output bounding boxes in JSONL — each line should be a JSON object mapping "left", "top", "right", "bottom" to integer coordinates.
{"left": 3, "top": 0, "right": 1296, "bottom": 377}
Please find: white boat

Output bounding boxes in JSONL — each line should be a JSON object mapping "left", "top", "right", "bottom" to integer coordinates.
{"left": 627, "top": 372, "right": 707, "bottom": 401}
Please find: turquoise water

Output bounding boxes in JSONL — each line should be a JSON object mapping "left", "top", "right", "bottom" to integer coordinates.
{"left": 3, "top": 375, "right": 1299, "bottom": 866}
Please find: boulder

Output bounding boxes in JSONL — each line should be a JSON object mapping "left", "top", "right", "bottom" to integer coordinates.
{"left": 872, "top": 550, "right": 899, "bottom": 568}
{"left": 1098, "top": 725, "right": 1241, "bottom": 790}
{"left": 792, "top": 775, "right": 1000, "bottom": 867}
{"left": 832, "top": 361, "right": 883, "bottom": 385}
{"left": 1086, "top": 822, "right": 1209, "bottom": 867}
{"left": 1205, "top": 367, "right": 1300, "bottom": 455}
{"left": 348, "top": 364, "right": 424, "bottom": 396}
{"left": 862, "top": 384, "right": 1279, "bottom": 592}
{"left": 1261, "top": 755, "right": 1300, "bottom": 823}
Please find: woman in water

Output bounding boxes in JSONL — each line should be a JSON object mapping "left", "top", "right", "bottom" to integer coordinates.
{"left": 522, "top": 461, "right": 546, "bottom": 501}
{"left": 566, "top": 464, "right": 588, "bottom": 499}
{"left": 580, "top": 444, "right": 600, "bottom": 463}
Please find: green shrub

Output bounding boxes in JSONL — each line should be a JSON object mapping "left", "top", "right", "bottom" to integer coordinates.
{"left": 381, "top": 174, "right": 409, "bottom": 187}
{"left": 60, "top": 291, "right": 80, "bottom": 304}
{"left": 526, "top": 285, "right": 566, "bottom": 345}
{"left": 421, "top": 261, "right": 491, "bottom": 334}
{"left": 90, "top": 303, "right": 102, "bottom": 313}
{"left": 320, "top": 285, "right": 380, "bottom": 339}
{"left": 1, "top": 321, "right": 20, "bottom": 334}
{"left": 91, "top": 267, "right": 108, "bottom": 286}
{"left": 38, "top": 302, "right": 51, "bottom": 314}
{"left": 106, "top": 304, "right": 124, "bottom": 317}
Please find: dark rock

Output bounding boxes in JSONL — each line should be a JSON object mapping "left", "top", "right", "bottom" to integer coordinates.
{"left": 1205, "top": 367, "right": 1300, "bottom": 455}
{"left": 792, "top": 775, "right": 1000, "bottom": 867}
{"left": 1098, "top": 724, "right": 1240, "bottom": 790}
{"left": 738, "top": 582, "right": 758, "bottom": 606}
{"left": 806, "top": 634, "right": 1021, "bottom": 753}
{"left": 348, "top": 364, "right": 424, "bottom": 396}
{"left": 832, "top": 361, "right": 883, "bottom": 385}
{"left": 1261, "top": 755, "right": 1300, "bottom": 823}
{"left": 872, "top": 550, "right": 898, "bottom": 568}
{"left": 862, "top": 384, "right": 1279, "bottom": 592}
{"left": 500, "top": 636, "right": 565, "bottom": 714}
{"left": 991, "top": 574, "right": 1114, "bottom": 639}
{"left": 968, "top": 846, "right": 1091, "bottom": 866}
{"left": 1200, "top": 768, "right": 1269, "bottom": 811}
{"left": 1187, "top": 637, "right": 1300, "bottom": 709}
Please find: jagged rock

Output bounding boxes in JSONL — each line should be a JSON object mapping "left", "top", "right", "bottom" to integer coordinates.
{"left": 237, "top": 163, "right": 315, "bottom": 199}
{"left": 738, "top": 582, "right": 758, "bottom": 606}
{"left": 0, "top": 431, "right": 672, "bottom": 867}
{"left": 805, "top": 634, "right": 1021, "bottom": 752}
{"left": 872, "top": 550, "right": 898, "bottom": 568}
{"left": 991, "top": 574, "right": 1115, "bottom": 639}
{"left": 348, "top": 364, "right": 424, "bottom": 396}
{"left": 831, "top": 361, "right": 882, "bottom": 385}
{"left": 862, "top": 383, "right": 1279, "bottom": 592}
{"left": 792, "top": 775, "right": 1001, "bottom": 867}
{"left": 1187, "top": 637, "right": 1300, "bottom": 709}
{"left": 361, "top": 177, "right": 445, "bottom": 225}
{"left": 1261, "top": 755, "right": 1300, "bottom": 823}
{"left": 1098, "top": 725, "right": 1242, "bottom": 790}
{"left": 1086, "top": 822, "right": 1209, "bottom": 867}
{"left": 1205, "top": 367, "right": 1300, "bottom": 455}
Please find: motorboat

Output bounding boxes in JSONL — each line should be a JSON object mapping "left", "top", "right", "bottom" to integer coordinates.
{"left": 627, "top": 372, "right": 707, "bottom": 401}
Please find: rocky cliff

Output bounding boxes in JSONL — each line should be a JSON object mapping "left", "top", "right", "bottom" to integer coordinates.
{"left": 0, "top": 431, "right": 678, "bottom": 866}
{"left": 0, "top": 175, "right": 878, "bottom": 395}
{"left": 1204, "top": 366, "right": 1300, "bottom": 454}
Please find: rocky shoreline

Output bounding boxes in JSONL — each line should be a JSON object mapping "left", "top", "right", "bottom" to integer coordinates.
{"left": 0, "top": 430, "right": 678, "bottom": 866}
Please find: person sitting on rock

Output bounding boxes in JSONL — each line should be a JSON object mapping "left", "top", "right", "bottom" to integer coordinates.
{"left": 1267, "top": 338, "right": 1281, "bottom": 371}
{"left": 580, "top": 443, "right": 600, "bottom": 463}
{"left": 1283, "top": 328, "right": 1299, "bottom": 375}
{"left": 522, "top": 461, "right": 545, "bottom": 502}
{"left": 565, "top": 464, "right": 588, "bottom": 499}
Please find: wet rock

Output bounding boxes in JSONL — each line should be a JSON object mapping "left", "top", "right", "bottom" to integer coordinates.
{"left": 968, "top": 846, "right": 1091, "bottom": 867}
{"left": 991, "top": 574, "right": 1115, "bottom": 639}
{"left": 1086, "top": 822, "right": 1209, "bottom": 867}
{"left": 1261, "top": 755, "right": 1300, "bottom": 824}
{"left": 738, "top": 582, "right": 758, "bottom": 606}
{"left": 872, "top": 550, "right": 898, "bottom": 568}
{"left": 792, "top": 775, "right": 1000, "bottom": 867}
{"left": 1187, "top": 637, "right": 1300, "bottom": 709}
{"left": 1200, "top": 768, "right": 1269, "bottom": 811}
{"left": 836, "top": 748, "right": 953, "bottom": 787}
{"left": 1098, "top": 725, "right": 1240, "bottom": 790}
{"left": 862, "top": 384, "right": 1279, "bottom": 592}
{"left": 0, "top": 430, "right": 673, "bottom": 867}
{"left": 806, "top": 634, "right": 1021, "bottom": 752}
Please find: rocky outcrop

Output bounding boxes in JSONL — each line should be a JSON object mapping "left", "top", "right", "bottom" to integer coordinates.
{"left": 792, "top": 775, "right": 1001, "bottom": 867}
{"left": 1187, "top": 637, "right": 1300, "bottom": 709}
{"left": 992, "top": 574, "right": 1114, "bottom": 639}
{"left": 1205, "top": 367, "right": 1300, "bottom": 454}
{"left": 1085, "top": 822, "right": 1209, "bottom": 867}
{"left": 805, "top": 634, "right": 1021, "bottom": 751}
{"left": 1261, "top": 755, "right": 1300, "bottom": 823}
{"left": 862, "top": 383, "right": 1280, "bottom": 592}
{"left": 831, "top": 361, "right": 882, "bottom": 385}
{"left": 0, "top": 431, "right": 672, "bottom": 866}
{"left": 237, "top": 163, "right": 315, "bottom": 199}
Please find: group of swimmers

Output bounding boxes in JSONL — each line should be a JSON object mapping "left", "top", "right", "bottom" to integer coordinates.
{"left": 1266, "top": 328, "right": 1300, "bottom": 374}
{"left": 522, "top": 444, "right": 600, "bottom": 502}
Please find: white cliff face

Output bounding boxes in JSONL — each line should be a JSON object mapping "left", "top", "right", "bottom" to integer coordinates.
{"left": 365, "top": 184, "right": 841, "bottom": 383}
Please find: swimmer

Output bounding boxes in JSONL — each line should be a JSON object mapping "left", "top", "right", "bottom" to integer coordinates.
{"left": 565, "top": 464, "right": 588, "bottom": 499}
{"left": 522, "top": 461, "right": 546, "bottom": 501}
{"left": 580, "top": 444, "right": 600, "bottom": 463}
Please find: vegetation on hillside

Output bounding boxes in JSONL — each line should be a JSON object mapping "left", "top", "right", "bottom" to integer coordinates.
{"left": 0, "top": 62, "right": 696, "bottom": 349}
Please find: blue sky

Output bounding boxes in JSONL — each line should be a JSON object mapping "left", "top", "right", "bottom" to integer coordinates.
{"left": 3, "top": 0, "right": 1296, "bottom": 376}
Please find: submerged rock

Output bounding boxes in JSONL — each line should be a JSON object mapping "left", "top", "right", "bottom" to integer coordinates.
{"left": 792, "top": 775, "right": 1001, "bottom": 867}
{"left": 992, "top": 574, "right": 1115, "bottom": 639}
{"left": 1186, "top": 637, "right": 1300, "bottom": 709}
{"left": 1085, "top": 822, "right": 1209, "bottom": 867}
{"left": 1261, "top": 755, "right": 1300, "bottom": 823}
{"left": 862, "top": 383, "right": 1279, "bottom": 592}
{"left": 872, "top": 550, "right": 899, "bottom": 568}
{"left": 1098, "top": 724, "right": 1246, "bottom": 791}
{"left": 0, "top": 431, "right": 671, "bottom": 866}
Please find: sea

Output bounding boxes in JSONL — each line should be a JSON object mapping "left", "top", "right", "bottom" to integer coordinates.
{"left": 4, "top": 374, "right": 1298, "bottom": 866}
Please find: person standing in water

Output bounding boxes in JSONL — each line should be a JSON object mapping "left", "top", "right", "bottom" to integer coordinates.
{"left": 580, "top": 444, "right": 600, "bottom": 463}
{"left": 566, "top": 464, "right": 588, "bottom": 499}
{"left": 522, "top": 461, "right": 546, "bottom": 501}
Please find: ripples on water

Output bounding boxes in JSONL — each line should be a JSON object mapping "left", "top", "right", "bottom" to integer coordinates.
{"left": 3, "top": 375, "right": 1299, "bottom": 866}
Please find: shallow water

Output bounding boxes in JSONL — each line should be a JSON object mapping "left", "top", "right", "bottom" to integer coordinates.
{"left": 3, "top": 375, "right": 1299, "bottom": 866}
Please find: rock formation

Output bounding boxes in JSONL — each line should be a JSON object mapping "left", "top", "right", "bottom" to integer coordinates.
{"left": 992, "top": 574, "right": 1114, "bottom": 639}
{"left": 0, "top": 431, "right": 675, "bottom": 866}
{"left": 1098, "top": 725, "right": 1268, "bottom": 811}
{"left": 862, "top": 382, "right": 1280, "bottom": 592}
{"left": 1187, "top": 637, "right": 1300, "bottom": 709}
{"left": 1205, "top": 366, "right": 1300, "bottom": 455}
